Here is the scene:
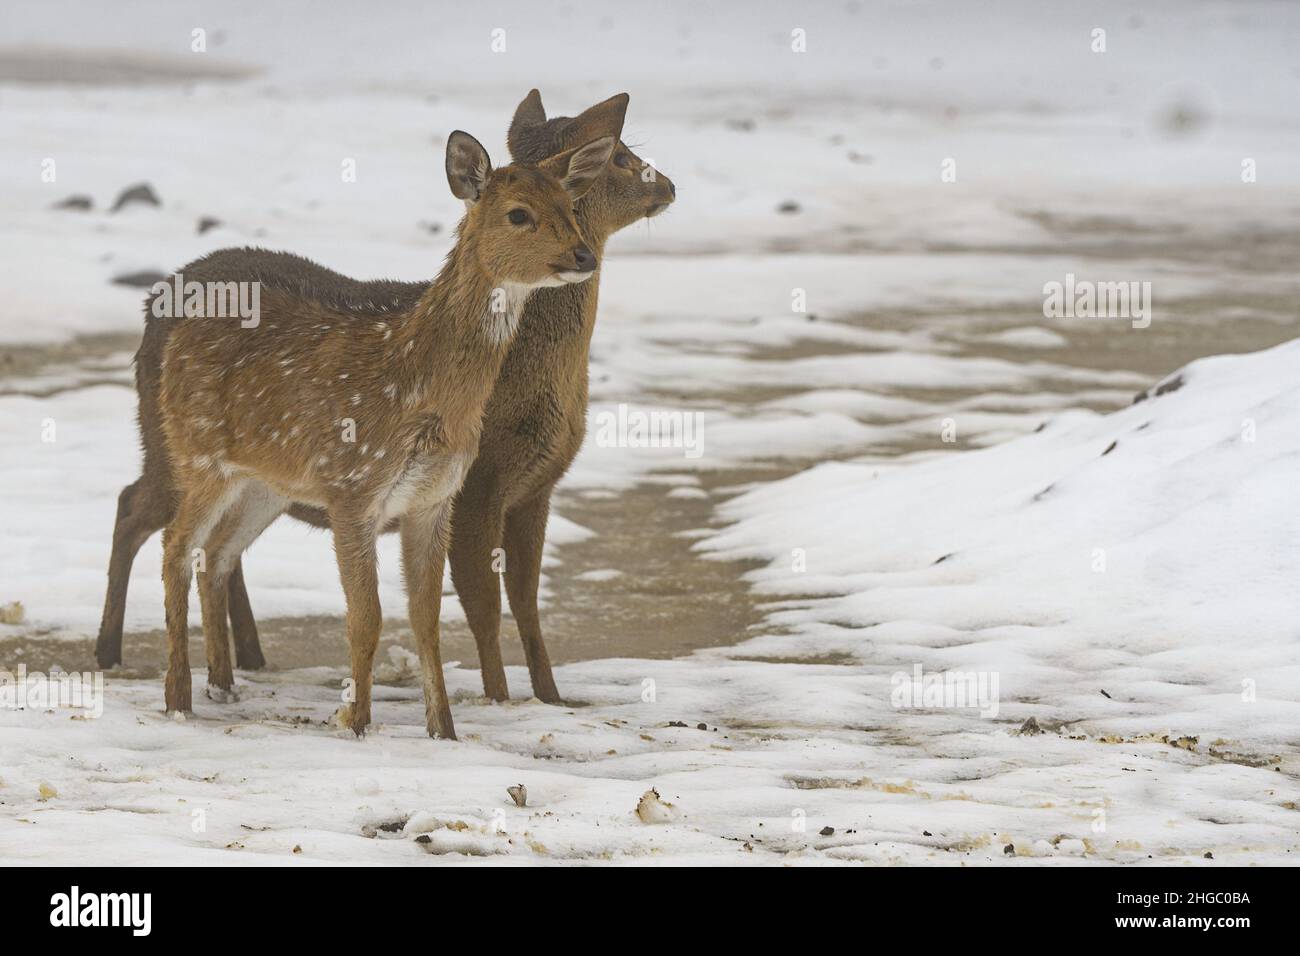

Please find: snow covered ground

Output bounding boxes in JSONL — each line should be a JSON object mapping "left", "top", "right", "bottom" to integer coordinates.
{"left": 2, "top": 1, "right": 1299, "bottom": 865}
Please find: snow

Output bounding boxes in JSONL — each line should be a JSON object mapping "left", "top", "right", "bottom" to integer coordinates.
{"left": 3, "top": 0, "right": 1300, "bottom": 865}
{"left": 6, "top": 341, "right": 1298, "bottom": 865}
{"left": 704, "top": 342, "right": 1300, "bottom": 750}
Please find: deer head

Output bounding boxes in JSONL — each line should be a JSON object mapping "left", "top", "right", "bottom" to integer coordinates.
{"left": 446, "top": 130, "right": 613, "bottom": 287}
{"left": 506, "top": 91, "right": 676, "bottom": 240}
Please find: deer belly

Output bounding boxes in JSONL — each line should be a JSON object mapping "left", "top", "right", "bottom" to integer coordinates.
{"left": 380, "top": 450, "right": 471, "bottom": 521}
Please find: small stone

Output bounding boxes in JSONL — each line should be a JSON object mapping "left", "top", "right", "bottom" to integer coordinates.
{"left": 696, "top": 722, "right": 707, "bottom": 731}
{"left": 197, "top": 216, "right": 222, "bottom": 234}
{"left": 111, "top": 270, "right": 167, "bottom": 289}
{"left": 1003, "top": 843, "right": 1015, "bottom": 855}
{"left": 1203, "top": 851, "right": 1213, "bottom": 859}
{"left": 777, "top": 200, "right": 800, "bottom": 214}
{"left": 819, "top": 826, "right": 835, "bottom": 836}
{"left": 635, "top": 788, "right": 680, "bottom": 824}
{"left": 1018, "top": 716, "right": 1043, "bottom": 736}
{"left": 507, "top": 783, "right": 527, "bottom": 808}
{"left": 110, "top": 182, "right": 161, "bottom": 213}
{"left": 51, "top": 195, "right": 93, "bottom": 211}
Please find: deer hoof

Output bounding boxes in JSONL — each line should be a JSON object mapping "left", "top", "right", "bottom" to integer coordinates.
{"left": 205, "top": 683, "right": 239, "bottom": 704}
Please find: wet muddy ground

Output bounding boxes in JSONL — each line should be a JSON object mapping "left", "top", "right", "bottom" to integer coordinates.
{"left": 2, "top": 227, "right": 1297, "bottom": 685}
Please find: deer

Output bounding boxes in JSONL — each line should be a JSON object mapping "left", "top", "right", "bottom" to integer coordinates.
{"left": 94, "top": 91, "right": 674, "bottom": 709}
{"left": 153, "top": 129, "right": 615, "bottom": 739}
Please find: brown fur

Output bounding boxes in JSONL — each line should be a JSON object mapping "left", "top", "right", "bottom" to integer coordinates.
{"left": 152, "top": 131, "right": 612, "bottom": 738}
{"left": 95, "top": 91, "right": 675, "bottom": 709}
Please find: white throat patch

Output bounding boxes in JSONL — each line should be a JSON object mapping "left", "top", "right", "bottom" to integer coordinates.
{"left": 483, "top": 282, "right": 532, "bottom": 345}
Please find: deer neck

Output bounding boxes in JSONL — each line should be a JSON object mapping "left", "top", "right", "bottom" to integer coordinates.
{"left": 520, "top": 224, "right": 610, "bottom": 345}
{"left": 387, "top": 234, "right": 533, "bottom": 444}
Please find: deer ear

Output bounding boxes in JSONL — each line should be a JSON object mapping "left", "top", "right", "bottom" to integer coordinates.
{"left": 445, "top": 130, "right": 492, "bottom": 203}
{"left": 513, "top": 89, "right": 546, "bottom": 129}
{"left": 568, "top": 93, "right": 629, "bottom": 144}
{"left": 507, "top": 89, "right": 547, "bottom": 159}
{"left": 542, "top": 135, "right": 615, "bottom": 201}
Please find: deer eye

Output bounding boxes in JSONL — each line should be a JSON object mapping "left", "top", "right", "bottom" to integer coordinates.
{"left": 507, "top": 208, "right": 529, "bottom": 226}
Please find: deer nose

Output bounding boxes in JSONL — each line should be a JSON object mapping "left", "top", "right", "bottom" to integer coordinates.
{"left": 573, "top": 245, "right": 596, "bottom": 272}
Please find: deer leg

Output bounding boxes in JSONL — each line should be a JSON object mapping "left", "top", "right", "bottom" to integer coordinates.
{"left": 502, "top": 490, "right": 562, "bottom": 704}
{"left": 227, "top": 499, "right": 318, "bottom": 671}
{"left": 197, "top": 556, "right": 233, "bottom": 698}
{"left": 401, "top": 503, "right": 457, "bottom": 740}
{"left": 226, "top": 561, "right": 266, "bottom": 670}
{"left": 96, "top": 477, "right": 169, "bottom": 668}
{"left": 448, "top": 481, "right": 509, "bottom": 701}
{"left": 162, "top": 476, "right": 240, "bottom": 714}
{"left": 201, "top": 482, "right": 287, "bottom": 698}
{"left": 331, "top": 514, "right": 382, "bottom": 736}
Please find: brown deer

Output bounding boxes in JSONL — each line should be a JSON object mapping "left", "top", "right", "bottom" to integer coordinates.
{"left": 445, "top": 91, "right": 675, "bottom": 703}
{"left": 154, "top": 129, "right": 614, "bottom": 739}
{"left": 95, "top": 91, "right": 674, "bottom": 708}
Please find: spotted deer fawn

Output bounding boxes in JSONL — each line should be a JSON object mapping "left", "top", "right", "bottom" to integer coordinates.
{"left": 96, "top": 91, "right": 674, "bottom": 709}
{"left": 155, "top": 130, "right": 614, "bottom": 739}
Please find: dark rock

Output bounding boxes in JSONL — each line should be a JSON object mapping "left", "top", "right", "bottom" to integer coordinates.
{"left": 51, "top": 195, "right": 93, "bottom": 211}
{"left": 777, "top": 200, "right": 800, "bottom": 214}
{"left": 197, "top": 216, "right": 222, "bottom": 234}
{"left": 110, "top": 182, "right": 161, "bottom": 213}
{"left": 1003, "top": 843, "right": 1015, "bottom": 855}
{"left": 696, "top": 722, "right": 707, "bottom": 731}
{"left": 1133, "top": 373, "right": 1184, "bottom": 404}
{"left": 819, "top": 826, "right": 835, "bottom": 836}
{"left": 1018, "top": 716, "right": 1043, "bottom": 736}
{"left": 111, "top": 270, "right": 167, "bottom": 288}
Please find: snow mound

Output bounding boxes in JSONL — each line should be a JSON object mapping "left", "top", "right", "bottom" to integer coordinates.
{"left": 703, "top": 339, "right": 1300, "bottom": 748}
